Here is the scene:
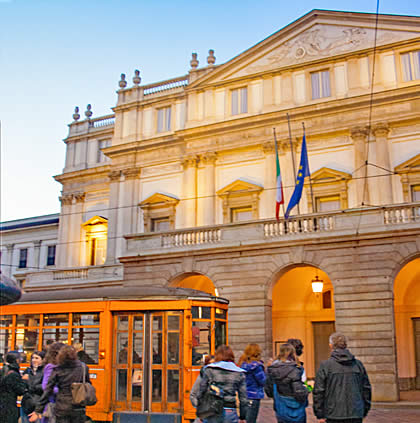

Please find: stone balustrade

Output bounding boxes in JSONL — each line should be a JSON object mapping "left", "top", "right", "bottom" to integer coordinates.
{"left": 91, "top": 115, "right": 115, "bottom": 128}
{"left": 143, "top": 75, "right": 189, "bottom": 96}
{"left": 125, "top": 203, "right": 420, "bottom": 255}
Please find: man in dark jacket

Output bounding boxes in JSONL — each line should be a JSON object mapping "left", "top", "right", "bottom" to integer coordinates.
{"left": 0, "top": 351, "right": 28, "bottom": 423}
{"left": 313, "top": 332, "right": 371, "bottom": 423}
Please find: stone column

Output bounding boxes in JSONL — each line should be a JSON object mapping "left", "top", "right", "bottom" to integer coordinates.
{"left": 33, "top": 241, "right": 42, "bottom": 270}
{"left": 72, "top": 192, "right": 85, "bottom": 267}
{"left": 263, "top": 142, "right": 276, "bottom": 219}
{"left": 351, "top": 127, "right": 370, "bottom": 206}
{"left": 200, "top": 152, "right": 217, "bottom": 226}
{"left": 182, "top": 156, "right": 198, "bottom": 228}
{"left": 373, "top": 123, "right": 393, "bottom": 205}
{"left": 105, "top": 170, "right": 122, "bottom": 264}
{"left": 5, "top": 244, "right": 14, "bottom": 278}
{"left": 56, "top": 194, "right": 73, "bottom": 267}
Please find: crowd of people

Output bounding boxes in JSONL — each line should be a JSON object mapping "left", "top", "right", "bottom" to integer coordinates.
{"left": 192, "top": 332, "right": 372, "bottom": 423}
{"left": 0, "top": 343, "right": 94, "bottom": 423}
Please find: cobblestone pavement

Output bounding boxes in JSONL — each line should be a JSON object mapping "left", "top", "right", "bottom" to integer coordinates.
{"left": 257, "top": 401, "right": 420, "bottom": 423}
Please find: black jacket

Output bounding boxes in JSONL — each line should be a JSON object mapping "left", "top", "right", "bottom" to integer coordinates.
{"left": 265, "top": 361, "right": 308, "bottom": 404}
{"left": 0, "top": 363, "right": 28, "bottom": 423}
{"left": 313, "top": 348, "right": 371, "bottom": 420}
{"left": 36, "top": 360, "right": 91, "bottom": 417}
{"left": 23, "top": 365, "right": 44, "bottom": 397}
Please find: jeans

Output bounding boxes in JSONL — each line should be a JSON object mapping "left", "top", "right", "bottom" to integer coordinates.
{"left": 245, "top": 399, "right": 261, "bottom": 423}
{"left": 207, "top": 408, "right": 238, "bottom": 423}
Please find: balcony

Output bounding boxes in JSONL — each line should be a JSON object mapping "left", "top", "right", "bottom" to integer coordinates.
{"left": 125, "top": 203, "right": 420, "bottom": 256}
{"left": 24, "top": 264, "right": 123, "bottom": 289}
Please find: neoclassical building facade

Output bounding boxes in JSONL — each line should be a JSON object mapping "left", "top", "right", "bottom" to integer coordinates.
{"left": 1, "top": 10, "right": 420, "bottom": 402}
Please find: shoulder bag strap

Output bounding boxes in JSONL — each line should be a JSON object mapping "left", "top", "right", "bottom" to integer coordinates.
{"left": 82, "top": 362, "right": 86, "bottom": 383}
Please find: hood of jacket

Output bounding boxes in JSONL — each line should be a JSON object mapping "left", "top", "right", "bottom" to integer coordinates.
{"left": 268, "top": 361, "right": 300, "bottom": 379}
{"left": 240, "top": 360, "right": 263, "bottom": 373}
{"left": 331, "top": 348, "right": 355, "bottom": 365}
{"left": 5, "top": 362, "right": 20, "bottom": 373}
{"left": 207, "top": 361, "right": 246, "bottom": 372}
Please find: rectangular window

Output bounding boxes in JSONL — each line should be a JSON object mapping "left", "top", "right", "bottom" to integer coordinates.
{"left": 231, "top": 207, "right": 253, "bottom": 222}
{"left": 47, "top": 245, "right": 56, "bottom": 266}
{"left": 231, "top": 87, "right": 248, "bottom": 115}
{"left": 316, "top": 196, "right": 341, "bottom": 212}
{"left": 411, "top": 184, "right": 420, "bottom": 202}
{"left": 401, "top": 50, "right": 420, "bottom": 82}
{"left": 97, "top": 139, "right": 110, "bottom": 163}
{"left": 157, "top": 107, "right": 171, "bottom": 133}
{"left": 90, "top": 238, "right": 107, "bottom": 266}
{"left": 151, "top": 217, "right": 170, "bottom": 232}
{"left": 311, "top": 70, "right": 331, "bottom": 99}
{"left": 18, "top": 248, "right": 28, "bottom": 268}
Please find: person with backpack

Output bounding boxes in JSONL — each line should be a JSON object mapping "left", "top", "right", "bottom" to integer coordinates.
{"left": 30, "top": 345, "right": 93, "bottom": 423}
{"left": 265, "top": 343, "right": 308, "bottom": 423}
{"left": 313, "top": 332, "right": 371, "bottom": 423}
{"left": 197, "top": 345, "right": 247, "bottom": 423}
{"left": 21, "top": 350, "right": 46, "bottom": 423}
{"left": 0, "top": 351, "right": 28, "bottom": 423}
{"left": 238, "top": 344, "right": 266, "bottom": 423}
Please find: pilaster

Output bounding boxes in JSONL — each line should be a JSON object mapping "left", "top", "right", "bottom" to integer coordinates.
{"left": 106, "top": 170, "right": 122, "bottom": 264}
{"left": 182, "top": 155, "right": 199, "bottom": 228}
{"left": 350, "top": 126, "right": 370, "bottom": 206}
{"left": 200, "top": 152, "right": 217, "bottom": 226}
{"left": 373, "top": 123, "right": 392, "bottom": 205}
{"left": 262, "top": 142, "right": 276, "bottom": 218}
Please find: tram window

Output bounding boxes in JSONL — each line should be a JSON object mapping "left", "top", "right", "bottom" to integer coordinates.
{"left": 117, "top": 333, "right": 129, "bottom": 364}
{"left": 0, "top": 329, "right": 12, "bottom": 362}
{"left": 17, "top": 315, "right": 40, "bottom": 327}
{"left": 215, "top": 321, "right": 227, "bottom": 350}
{"left": 192, "top": 321, "right": 210, "bottom": 365}
{"left": 191, "top": 306, "right": 211, "bottom": 319}
{"left": 117, "top": 316, "right": 129, "bottom": 330}
{"left": 44, "top": 314, "right": 69, "bottom": 326}
{"left": 153, "top": 315, "right": 162, "bottom": 331}
{"left": 168, "top": 315, "right": 179, "bottom": 330}
{"left": 152, "top": 369, "right": 162, "bottom": 402}
{"left": 0, "top": 315, "right": 12, "bottom": 327}
{"left": 73, "top": 313, "right": 99, "bottom": 325}
{"left": 116, "top": 369, "right": 127, "bottom": 400}
{"left": 133, "top": 315, "right": 143, "bottom": 331}
{"left": 167, "top": 332, "right": 179, "bottom": 364}
{"left": 43, "top": 328, "right": 68, "bottom": 344}
{"left": 72, "top": 328, "right": 99, "bottom": 364}
{"left": 152, "top": 333, "right": 162, "bottom": 364}
{"left": 132, "top": 332, "right": 142, "bottom": 363}
{"left": 167, "top": 370, "right": 179, "bottom": 402}
{"left": 15, "top": 329, "right": 39, "bottom": 362}
{"left": 132, "top": 369, "right": 142, "bottom": 401}
{"left": 215, "top": 308, "right": 227, "bottom": 320}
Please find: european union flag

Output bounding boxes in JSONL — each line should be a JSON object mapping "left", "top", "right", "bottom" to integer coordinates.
{"left": 285, "top": 134, "right": 310, "bottom": 219}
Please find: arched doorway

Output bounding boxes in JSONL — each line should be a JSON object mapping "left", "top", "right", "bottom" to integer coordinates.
{"left": 271, "top": 265, "right": 335, "bottom": 379}
{"left": 169, "top": 272, "right": 216, "bottom": 296}
{"left": 394, "top": 257, "right": 420, "bottom": 393}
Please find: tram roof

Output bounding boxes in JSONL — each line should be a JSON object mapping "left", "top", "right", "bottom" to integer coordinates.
{"left": 17, "top": 285, "right": 229, "bottom": 304}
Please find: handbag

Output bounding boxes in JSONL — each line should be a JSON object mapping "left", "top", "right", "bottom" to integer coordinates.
{"left": 273, "top": 383, "right": 307, "bottom": 423}
{"left": 71, "top": 363, "right": 97, "bottom": 407}
{"left": 42, "top": 402, "right": 56, "bottom": 423}
{"left": 196, "top": 375, "right": 224, "bottom": 419}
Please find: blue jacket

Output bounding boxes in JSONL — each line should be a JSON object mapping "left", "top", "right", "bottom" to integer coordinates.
{"left": 240, "top": 360, "right": 266, "bottom": 399}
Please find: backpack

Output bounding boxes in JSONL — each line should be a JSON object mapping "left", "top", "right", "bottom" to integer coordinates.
{"left": 273, "top": 383, "right": 307, "bottom": 423}
{"left": 71, "top": 363, "right": 97, "bottom": 407}
{"left": 196, "top": 373, "right": 224, "bottom": 419}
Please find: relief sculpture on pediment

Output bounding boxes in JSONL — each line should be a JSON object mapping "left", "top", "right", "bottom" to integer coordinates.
{"left": 234, "top": 24, "right": 417, "bottom": 77}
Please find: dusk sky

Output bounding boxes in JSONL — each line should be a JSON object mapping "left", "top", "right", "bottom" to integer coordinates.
{"left": 1, "top": 0, "right": 419, "bottom": 221}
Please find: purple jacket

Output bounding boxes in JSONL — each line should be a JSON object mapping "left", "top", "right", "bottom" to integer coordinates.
{"left": 41, "top": 363, "right": 58, "bottom": 423}
{"left": 240, "top": 360, "right": 266, "bottom": 399}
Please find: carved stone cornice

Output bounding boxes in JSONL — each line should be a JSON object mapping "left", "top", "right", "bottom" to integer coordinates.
{"left": 200, "top": 152, "right": 217, "bottom": 165}
{"left": 122, "top": 167, "right": 141, "bottom": 180}
{"left": 373, "top": 122, "right": 390, "bottom": 138}
{"left": 262, "top": 141, "right": 275, "bottom": 154}
{"left": 350, "top": 126, "right": 369, "bottom": 142}
{"left": 181, "top": 155, "right": 199, "bottom": 169}
{"left": 33, "top": 240, "right": 42, "bottom": 248}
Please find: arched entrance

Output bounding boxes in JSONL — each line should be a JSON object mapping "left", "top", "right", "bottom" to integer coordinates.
{"left": 394, "top": 257, "right": 420, "bottom": 393}
{"left": 169, "top": 272, "right": 216, "bottom": 295}
{"left": 271, "top": 265, "right": 335, "bottom": 379}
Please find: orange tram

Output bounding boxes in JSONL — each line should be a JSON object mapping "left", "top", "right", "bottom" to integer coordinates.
{"left": 0, "top": 285, "right": 229, "bottom": 423}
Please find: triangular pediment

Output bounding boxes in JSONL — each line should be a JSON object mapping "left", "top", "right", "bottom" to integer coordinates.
{"left": 189, "top": 10, "right": 420, "bottom": 88}
{"left": 310, "top": 167, "right": 351, "bottom": 183}
{"left": 140, "top": 192, "right": 179, "bottom": 207}
{"left": 395, "top": 153, "right": 420, "bottom": 173}
{"left": 82, "top": 215, "right": 108, "bottom": 227}
{"left": 217, "top": 178, "right": 263, "bottom": 196}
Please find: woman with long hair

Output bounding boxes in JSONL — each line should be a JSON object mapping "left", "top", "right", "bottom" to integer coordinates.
{"left": 238, "top": 344, "right": 266, "bottom": 423}
{"left": 265, "top": 343, "right": 308, "bottom": 423}
{"left": 21, "top": 351, "right": 46, "bottom": 423}
{"left": 197, "top": 345, "right": 247, "bottom": 423}
{"left": 30, "top": 345, "right": 92, "bottom": 423}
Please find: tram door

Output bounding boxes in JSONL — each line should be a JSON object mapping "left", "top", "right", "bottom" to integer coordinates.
{"left": 112, "top": 312, "right": 183, "bottom": 413}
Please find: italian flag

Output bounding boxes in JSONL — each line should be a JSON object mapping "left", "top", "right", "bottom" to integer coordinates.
{"left": 275, "top": 137, "right": 284, "bottom": 220}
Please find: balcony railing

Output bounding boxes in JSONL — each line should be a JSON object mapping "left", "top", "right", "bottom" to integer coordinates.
{"left": 125, "top": 203, "right": 420, "bottom": 254}
{"left": 143, "top": 75, "right": 189, "bottom": 96}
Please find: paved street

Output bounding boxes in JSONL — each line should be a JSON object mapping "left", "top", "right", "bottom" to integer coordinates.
{"left": 257, "top": 400, "right": 420, "bottom": 422}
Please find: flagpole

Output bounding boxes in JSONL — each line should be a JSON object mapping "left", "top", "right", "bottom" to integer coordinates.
{"left": 302, "top": 122, "right": 316, "bottom": 213}
{"left": 287, "top": 113, "right": 300, "bottom": 215}
{"left": 273, "top": 128, "right": 286, "bottom": 217}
